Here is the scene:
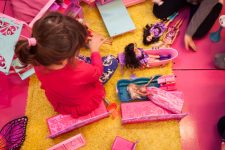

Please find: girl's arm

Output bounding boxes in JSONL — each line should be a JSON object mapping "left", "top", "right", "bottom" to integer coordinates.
{"left": 90, "top": 52, "right": 103, "bottom": 76}
{"left": 84, "top": 32, "right": 107, "bottom": 82}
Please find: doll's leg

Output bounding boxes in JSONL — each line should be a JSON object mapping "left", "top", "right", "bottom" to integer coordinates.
{"left": 99, "top": 55, "right": 118, "bottom": 84}
{"left": 153, "top": 0, "right": 187, "bottom": 19}
{"left": 192, "top": 3, "right": 223, "bottom": 38}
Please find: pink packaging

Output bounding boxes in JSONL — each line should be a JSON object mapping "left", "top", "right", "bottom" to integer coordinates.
{"left": 159, "top": 83, "right": 177, "bottom": 91}
{"left": 111, "top": 136, "right": 137, "bottom": 150}
{"left": 147, "top": 87, "right": 184, "bottom": 114}
{"left": 121, "top": 101, "right": 187, "bottom": 124}
{"left": 157, "top": 74, "right": 175, "bottom": 84}
{"left": 47, "top": 133, "right": 86, "bottom": 150}
{"left": 47, "top": 102, "right": 109, "bottom": 138}
{"left": 122, "top": 0, "right": 146, "bottom": 7}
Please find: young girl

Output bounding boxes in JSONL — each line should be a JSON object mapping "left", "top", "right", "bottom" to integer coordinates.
{"left": 15, "top": 12, "right": 111, "bottom": 118}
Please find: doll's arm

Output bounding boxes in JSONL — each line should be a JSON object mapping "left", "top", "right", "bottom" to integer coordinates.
{"left": 144, "top": 76, "right": 155, "bottom": 87}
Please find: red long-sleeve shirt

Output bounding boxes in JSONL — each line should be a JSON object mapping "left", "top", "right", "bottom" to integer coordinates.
{"left": 34, "top": 52, "right": 105, "bottom": 118}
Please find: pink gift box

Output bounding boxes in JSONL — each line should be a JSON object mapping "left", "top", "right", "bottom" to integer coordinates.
{"left": 157, "top": 74, "right": 176, "bottom": 84}
{"left": 47, "top": 133, "right": 86, "bottom": 150}
{"left": 121, "top": 101, "right": 187, "bottom": 124}
{"left": 47, "top": 102, "right": 109, "bottom": 138}
{"left": 159, "top": 83, "right": 177, "bottom": 91}
{"left": 111, "top": 136, "right": 137, "bottom": 150}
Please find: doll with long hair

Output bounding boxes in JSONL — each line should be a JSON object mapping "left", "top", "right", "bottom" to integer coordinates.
{"left": 143, "top": 21, "right": 167, "bottom": 45}
{"left": 124, "top": 43, "right": 171, "bottom": 69}
{"left": 163, "top": 19, "right": 183, "bottom": 46}
{"left": 127, "top": 76, "right": 155, "bottom": 99}
{"left": 124, "top": 43, "right": 142, "bottom": 69}
{"left": 151, "top": 19, "right": 183, "bottom": 49}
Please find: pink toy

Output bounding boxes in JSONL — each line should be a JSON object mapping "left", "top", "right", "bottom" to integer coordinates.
{"left": 80, "top": 0, "right": 96, "bottom": 6}
{"left": 147, "top": 87, "right": 184, "bottom": 114}
{"left": 159, "top": 83, "right": 176, "bottom": 91}
{"left": 81, "top": 0, "right": 112, "bottom": 6}
{"left": 30, "top": 0, "right": 84, "bottom": 27}
{"left": 122, "top": 0, "right": 146, "bottom": 7}
{"left": 157, "top": 74, "right": 175, "bottom": 84}
{"left": 157, "top": 74, "right": 177, "bottom": 91}
{"left": 47, "top": 133, "right": 86, "bottom": 150}
{"left": 121, "top": 101, "right": 187, "bottom": 124}
{"left": 118, "top": 48, "right": 178, "bottom": 70}
{"left": 111, "top": 136, "right": 137, "bottom": 150}
{"left": 47, "top": 101, "right": 109, "bottom": 138}
{"left": 64, "top": 2, "right": 84, "bottom": 19}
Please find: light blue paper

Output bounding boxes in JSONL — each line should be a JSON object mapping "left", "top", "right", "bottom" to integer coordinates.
{"left": 97, "top": 0, "right": 136, "bottom": 37}
{"left": 0, "top": 15, "right": 23, "bottom": 74}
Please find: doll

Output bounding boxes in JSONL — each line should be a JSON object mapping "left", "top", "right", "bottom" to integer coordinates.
{"left": 124, "top": 43, "right": 171, "bottom": 68}
{"left": 162, "top": 19, "right": 183, "bottom": 46}
{"left": 143, "top": 21, "right": 167, "bottom": 45}
{"left": 127, "top": 76, "right": 155, "bottom": 99}
{"left": 127, "top": 83, "right": 148, "bottom": 99}
{"left": 151, "top": 19, "right": 183, "bottom": 49}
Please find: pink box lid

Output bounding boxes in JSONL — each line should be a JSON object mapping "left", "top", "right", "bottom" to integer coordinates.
{"left": 47, "top": 133, "right": 86, "bottom": 150}
{"left": 111, "top": 136, "right": 137, "bottom": 150}
{"left": 47, "top": 101, "right": 109, "bottom": 138}
{"left": 121, "top": 101, "right": 187, "bottom": 124}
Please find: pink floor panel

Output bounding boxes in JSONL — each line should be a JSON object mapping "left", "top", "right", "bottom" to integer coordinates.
{"left": 174, "top": 70, "right": 225, "bottom": 150}
{"left": 172, "top": 8, "right": 225, "bottom": 69}
{"left": 0, "top": 73, "right": 28, "bottom": 129}
{"left": 0, "top": 1, "right": 225, "bottom": 150}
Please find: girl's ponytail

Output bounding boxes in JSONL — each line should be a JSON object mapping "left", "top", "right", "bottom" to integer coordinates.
{"left": 15, "top": 39, "right": 37, "bottom": 66}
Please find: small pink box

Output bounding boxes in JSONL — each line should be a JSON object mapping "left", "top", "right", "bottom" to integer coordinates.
{"left": 157, "top": 75, "right": 176, "bottom": 84}
{"left": 111, "top": 136, "right": 137, "bottom": 150}
{"left": 159, "top": 83, "right": 177, "bottom": 91}
{"left": 121, "top": 101, "right": 187, "bottom": 124}
{"left": 47, "top": 102, "right": 109, "bottom": 138}
{"left": 47, "top": 133, "right": 86, "bottom": 150}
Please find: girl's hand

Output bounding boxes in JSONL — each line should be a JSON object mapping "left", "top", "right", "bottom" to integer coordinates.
{"left": 219, "top": 0, "right": 223, "bottom": 4}
{"left": 184, "top": 34, "right": 197, "bottom": 51}
{"left": 88, "top": 32, "right": 107, "bottom": 53}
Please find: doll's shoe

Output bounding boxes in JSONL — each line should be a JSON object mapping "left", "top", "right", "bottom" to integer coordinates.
{"left": 214, "top": 53, "right": 225, "bottom": 69}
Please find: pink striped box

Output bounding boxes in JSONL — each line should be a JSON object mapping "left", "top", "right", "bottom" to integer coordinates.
{"left": 47, "top": 133, "right": 85, "bottom": 150}
{"left": 47, "top": 102, "right": 109, "bottom": 138}
{"left": 121, "top": 101, "right": 187, "bottom": 124}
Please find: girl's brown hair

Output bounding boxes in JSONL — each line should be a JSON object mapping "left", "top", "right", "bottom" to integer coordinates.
{"left": 15, "top": 12, "right": 87, "bottom": 66}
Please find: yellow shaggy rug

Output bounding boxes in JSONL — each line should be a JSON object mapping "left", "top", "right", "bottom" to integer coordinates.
{"left": 22, "top": 1, "right": 181, "bottom": 150}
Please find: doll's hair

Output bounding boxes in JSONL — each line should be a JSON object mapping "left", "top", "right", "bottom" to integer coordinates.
{"left": 143, "top": 24, "right": 160, "bottom": 45}
{"left": 15, "top": 12, "right": 87, "bottom": 66}
{"left": 124, "top": 43, "right": 141, "bottom": 69}
{"left": 127, "top": 83, "right": 141, "bottom": 99}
